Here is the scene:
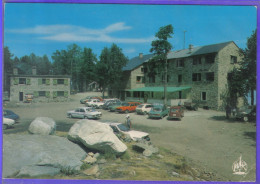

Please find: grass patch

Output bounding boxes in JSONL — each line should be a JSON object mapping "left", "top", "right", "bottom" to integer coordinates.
{"left": 55, "top": 131, "right": 68, "bottom": 137}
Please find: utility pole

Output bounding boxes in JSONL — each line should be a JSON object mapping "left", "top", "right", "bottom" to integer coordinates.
{"left": 183, "top": 30, "right": 187, "bottom": 49}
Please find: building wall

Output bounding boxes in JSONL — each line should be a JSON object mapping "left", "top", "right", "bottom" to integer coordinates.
{"left": 10, "top": 76, "right": 70, "bottom": 102}
{"left": 130, "top": 65, "right": 145, "bottom": 89}
{"left": 217, "top": 42, "right": 243, "bottom": 110}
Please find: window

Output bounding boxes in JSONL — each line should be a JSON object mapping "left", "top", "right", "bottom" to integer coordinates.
{"left": 192, "top": 73, "right": 201, "bottom": 81}
{"left": 57, "top": 79, "right": 64, "bottom": 84}
{"left": 57, "top": 91, "right": 65, "bottom": 97}
{"left": 206, "top": 72, "right": 214, "bottom": 81}
{"left": 141, "top": 67, "right": 144, "bottom": 73}
{"left": 201, "top": 92, "right": 207, "bottom": 101}
{"left": 205, "top": 54, "right": 215, "bottom": 63}
{"left": 19, "top": 78, "right": 26, "bottom": 84}
{"left": 39, "top": 91, "right": 46, "bottom": 97}
{"left": 193, "top": 57, "right": 202, "bottom": 65}
{"left": 142, "top": 76, "right": 146, "bottom": 83}
{"left": 42, "top": 79, "right": 46, "bottom": 84}
{"left": 176, "top": 59, "right": 184, "bottom": 67}
{"left": 133, "top": 92, "right": 140, "bottom": 98}
{"left": 126, "top": 92, "right": 131, "bottom": 97}
{"left": 136, "top": 76, "right": 142, "bottom": 83}
{"left": 230, "top": 56, "right": 237, "bottom": 64}
{"left": 162, "top": 75, "right": 170, "bottom": 82}
{"left": 178, "top": 75, "right": 182, "bottom": 83}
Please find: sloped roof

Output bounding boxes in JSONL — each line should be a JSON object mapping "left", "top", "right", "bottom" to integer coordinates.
{"left": 123, "top": 54, "right": 154, "bottom": 71}
{"left": 167, "top": 41, "right": 234, "bottom": 59}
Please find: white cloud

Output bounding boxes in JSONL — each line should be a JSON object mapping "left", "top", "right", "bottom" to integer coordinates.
{"left": 123, "top": 48, "right": 136, "bottom": 54}
{"left": 6, "top": 22, "right": 152, "bottom": 44}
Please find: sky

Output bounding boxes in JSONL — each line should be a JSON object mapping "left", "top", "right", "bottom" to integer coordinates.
{"left": 4, "top": 3, "right": 257, "bottom": 61}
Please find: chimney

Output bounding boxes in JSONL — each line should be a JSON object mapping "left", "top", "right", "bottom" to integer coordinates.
{"left": 13, "top": 67, "right": 18, "bottom": 75}
{"left": 32, "top": 66, "right": 37, "bottom": 75}
{"left": 189, "top": 44, "right": 194, "bottom": 52}
{"left": 139, "top": 53, "right": 143, "bottom": 59}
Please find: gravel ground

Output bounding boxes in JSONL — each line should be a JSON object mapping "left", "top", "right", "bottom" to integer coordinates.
{"left": 3, "top": 92, "right": 256, "bottom": 181}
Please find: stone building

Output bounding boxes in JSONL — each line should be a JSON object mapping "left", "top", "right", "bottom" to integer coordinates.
{"left": 123, "top": 41, "right": 244, "bottom": 110}
{"left": 9, "top": 67, "right": 71, "bottom": 103}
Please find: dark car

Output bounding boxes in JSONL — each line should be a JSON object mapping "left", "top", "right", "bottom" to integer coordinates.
{"left": 3, "top": 110, "right": 20, "bottom": 122}
{"left": 235, "top": 105, "right": 256, "bottom": 122}
{"left": 102, "top": 99, "right": 121, "bottom": 110}
{"left": 167, "top": 106, "right": 184, "bottom": 120}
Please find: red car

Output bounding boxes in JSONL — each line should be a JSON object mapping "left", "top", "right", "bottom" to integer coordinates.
{"left": 116, "top": 102, "right": 141, "bottom": 113}
{"left": 167, "top": 106, "right": 184, "bottom": 120}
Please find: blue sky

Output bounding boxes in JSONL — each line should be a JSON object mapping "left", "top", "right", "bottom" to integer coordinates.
{"left": 4, "top": 3, "right": 257, "bottom": 61}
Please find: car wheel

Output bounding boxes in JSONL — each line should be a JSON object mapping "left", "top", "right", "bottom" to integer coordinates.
{"left": 3, "top": 124, "right": 8, "bottom": 130}
{"left": 125, "top": 110, "right": 129, "bottom": 114}
{"left": 243, "top": 116, "right": 249, "bottom": 122}
{"left": 84, "top": 116, "right": 88, "bottom": 119}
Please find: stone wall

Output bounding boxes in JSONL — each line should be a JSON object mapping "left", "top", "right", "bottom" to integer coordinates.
{"left": 10, "top": 76, "right": 70, "bottom": 103}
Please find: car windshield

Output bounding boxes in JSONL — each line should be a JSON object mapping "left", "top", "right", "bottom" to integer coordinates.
{"left": 88, "top": 108, "right": 96, "bottom": 112}
{"left": 152, "top": 107, "right": 162, "bottom": 112}
{"left": 122, "top": 103, "right": 129, "bottom": 106}
{"left": 171, "top": 108, "right": 178, "bottom": 112}
{"left": 117, "top": 124, "right": 129, "bottom": 131}
{"left": 137, "top": 105, "right": 143, "bottom": 108}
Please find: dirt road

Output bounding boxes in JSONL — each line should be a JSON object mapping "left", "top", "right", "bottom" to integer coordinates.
{"left": 3, "top": 92, "right": 256, "bottom": 181}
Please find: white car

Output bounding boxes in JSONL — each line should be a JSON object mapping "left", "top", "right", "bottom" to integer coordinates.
{"left": 107, "top": 122, "right": 150, "bottom": 141}
{"left": 67, "top": 107, "right": 102, "bottom": 119}
{"left": 3, "top": 118, "right": 15, "bottom": 130}
{"left": 85, "top": 99, "right": 104, "bottom": 108}
{"left": 136, "top": 103, "right": 153, "bottom": 115}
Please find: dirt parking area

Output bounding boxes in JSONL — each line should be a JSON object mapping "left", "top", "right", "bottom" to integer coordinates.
{"left": 3, "top": 92, "right": 256, "bottom": 181}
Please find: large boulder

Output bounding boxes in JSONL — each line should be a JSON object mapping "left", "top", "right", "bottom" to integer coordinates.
{"left": 3, "top": 134, "right": 86, "bottom": 178}
{"left": 28, "top": 117, "right": 56, "bottom": 135}
{"left": 68, "top": 120, "right": 127, "bottom": 155}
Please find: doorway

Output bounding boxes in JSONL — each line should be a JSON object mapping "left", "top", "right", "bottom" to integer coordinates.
{"left": 19, "top": 92, "right": 23, "bottom": 101}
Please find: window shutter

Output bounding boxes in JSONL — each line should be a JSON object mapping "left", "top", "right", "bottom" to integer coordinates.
{"left": 64, "top": 79, "right": 68, "bottom": 86}
{"left": 38, "top": 79, "right": 42, "bottom": 85}
{"left": 53, "top": 91, "right": 57, "bottom": 98}
{"left": 64, "top": 91, "right": 68, "bottom": 97}
{"left": 26, "top": 78, "right": 31, "bottom": 85}
{"left": 34, "top": 91, "right": 39, "bottom": 97}
{"left": 53, "top": 79, "right": 57, "bottom": 85}
{"left": 46, "top": 79, "right": 50, "bottom": 85}
{"left": 14, "top": 78, "right": 18, "bottom": 85}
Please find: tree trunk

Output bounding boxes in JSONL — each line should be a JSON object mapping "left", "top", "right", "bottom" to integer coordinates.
{"left": 251, "top": 88, "right": 254, "bottom": 105}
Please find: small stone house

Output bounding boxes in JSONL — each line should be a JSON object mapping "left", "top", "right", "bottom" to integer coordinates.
{"left": 9, "top": 67, "right": 71, "bottom": 102}
{"left": 123, "top": 41, "right": 244, "bottom": 110}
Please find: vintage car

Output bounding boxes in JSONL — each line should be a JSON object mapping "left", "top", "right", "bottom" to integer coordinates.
{"left": 80, "top": 96, "right": 103, "bottom": 104}
{"left": 107, "top": 122, "right": 150, "bottom": 141}
{"left": 136, "top": 103, "right": 153, "bottom": 115}
{"left": 235, "top": 105, "right": 256, "bottom": 122}
{"left": 3, "top": 109, "right": 20, "bottom": 122}
{"left": 67, "top": 107, "right": 102, "bottom": 119}
{"left": 3, "top": 118, "right": 15, "bottom": 130}
{"left": 85, "top": 99, "right": 104, "bottom": 108}
{"left": 108, "top": 101, "right": 124, "bottom": 112}
{"left": 148, "top": 104, "right": 168, "bottom": 119}
{"left": 102, "top": 99, "right": 121, "bottom": 110}
{"left": 167, "top": 106, "right": 185, "bottom": 120}
{"left": 116, "top": 102, "right": 141, "bottom": 113}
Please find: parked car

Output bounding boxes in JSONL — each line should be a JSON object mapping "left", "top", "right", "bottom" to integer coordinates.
{"left": 3, "top": 109, "right": 20, "bottom": 122}
{"left": 136, "top": 103, "right": 153, "bottom": 115}
{"left": 67, "top": 107, "right": 102, "bottom": 119}
{"left": 80, "top": 96, "right": 103, "bottom": 104}
{"left": 167, "top": 106, "right": 185, "bottom": 120}
{"left": 108, "top": 101, "right": 124, "bottom": 112}
{"left": 3, "top": 118, "right": 15, "bottom": 130}
{"left": 235, "top": 105, "right": 256, "bottom": 122}
{"left": 102, "top": 99, "right": 121, "bottom": 110}
{"left": 116, "top": 102, "right": 141, "bottom": 113}
{"left": 107, "top": 122, "right": 150, "bottom": 141}
{"left": 184, "top": 101, "right": 198, "bottom": 111}
{"left": 148, "top": 104, "right": 168, "bottom": 119}
{"left": 85, "top": 99, "right": 104, "bottom": 108}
